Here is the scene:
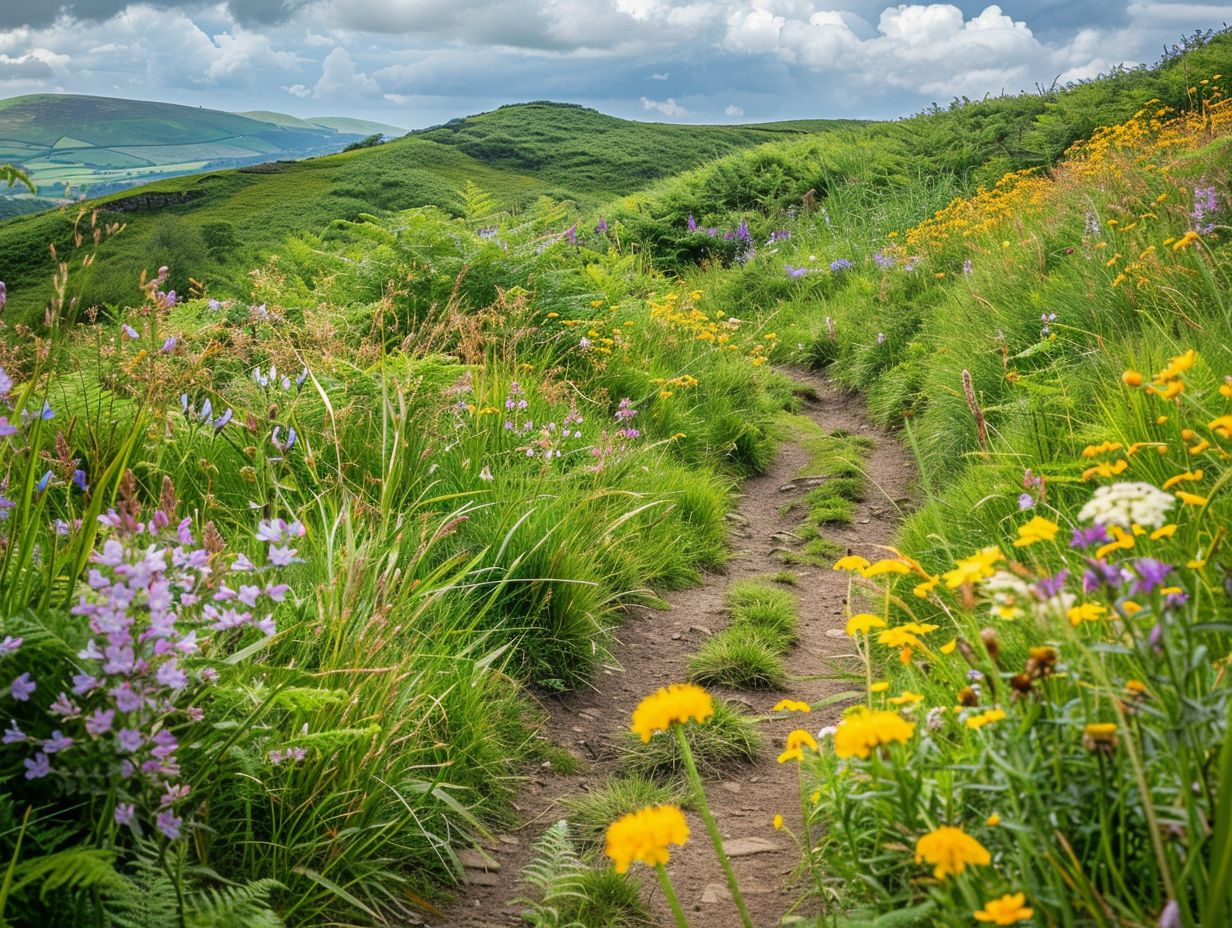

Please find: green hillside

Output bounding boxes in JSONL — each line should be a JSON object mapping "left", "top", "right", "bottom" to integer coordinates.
{"left": 0, "top": 94, "right": 371, "bottom": 203}
{"left": 0, "top": 102, "right": 851, "bottom": 324}
{"left": 238, "top": 112, "right": 406, "bottom": 136}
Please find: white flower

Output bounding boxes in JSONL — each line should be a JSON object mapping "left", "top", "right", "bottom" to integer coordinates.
{"left": 1078, "top": 481, "right": 1174, "bottom": 530}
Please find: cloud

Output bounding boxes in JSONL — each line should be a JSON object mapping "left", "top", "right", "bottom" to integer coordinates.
{"left": 725, "top": 103, "right": 744, "bottom": 115}
{"left": 0, "top": 52, "right": 56, "bottom": 81}
{"left": 641, "top": 95, "right": 688, "bottom": 116}
{"left": 311, "top": 47, "right": 380, "bottom": 99}
{"left": 648, "top": 71, "right": 670, "bottom": 79}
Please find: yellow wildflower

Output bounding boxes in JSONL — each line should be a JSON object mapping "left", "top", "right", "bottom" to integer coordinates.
{"left": 943, "top": 547, "right": 1004, "bottom": 589}
{"left": 772, "top": 699, "right": 811, "bottom": 714}
{"left": 604, "top": 805, "right": 689, "bottom": 873}
{"left": 939, "top": 639, "right": 958, "bottom": 655}
{"left": 1082, "top": 440, "right": 1124, "bottom": 457}
{"left": 833, "top": 555, "right": 871, "bottom": 574}
{"left": 1175, "top": 491, "right": 1208, "bottom": 507}
{"left": 1210, "top": 415, "right": 1232, "bottom": 438}
{"left": 1172, "top": 230, "right": 1201, "bottom": 250}
{"left": 889, "top": 691, "right": 924, "bottom": 706}
{"left": 914, "top": 576, "right": 940, "bottom": 598}
{"left": 1162, "top": 471, "right": 1203, "bottom": 490}
{"left": 967, "top": 708, "right": 1007, "bottom": 730}
{"left": 631, "top": 684, "right": 713, "bottom": 742}
{"left": 986, "top": 814, "right": 1001, "bottom": 827}
{"left": 870, "top": 681, "right": 889, "bottom": 693}
{"left": 914, "top": 826, "right": 991, "bottom": 879}
{"left": 1068, "top": 602, "right": 1107, "bottom": 626}
{"left": 846, "top": 613, "right": 886, "bottom": 637}
{"left": 833, "top": 708, "right": 915, "bottom": 759}
{"left": 863, "top": 558, "right": 912, "bottom": 577}
{"left": 773, "top": 814, "right": 783, "bottom": 830}
{"left": 1013, "top": 516, "right": 1059, "bottom": 547}
{"left": 777, "top": 728, "right": 819, "bottom": 764}
{"left": 975, "top": 892, "right": 1034, "bottom": 925}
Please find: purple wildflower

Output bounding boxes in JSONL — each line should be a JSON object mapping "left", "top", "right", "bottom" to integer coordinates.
{"left": 3, "top": 720, "right": 26, "bottom": 744}
{"left": 0, "top": 365, "right": 11, "bottom": 399}
{"left": 1083, "top": 559, "right": 1123, "bottom": 594}
{"left": 735, "top": 219, "right": 751, "bottom": 242}
{"left": 595, "top": 217, "right": 609, "bottom": 234}
{"left": 0, "top": 635, "right": 21, "bottom": 656}
{"left": 72, "top": 469, "right": 89, "bottom": 492}
{"left": 23, "top": 753, "right": 50, "bottom": 780}
{"left": 161, "top": 336, "right": 178, "bottom": 354}
{"left": 872, "top": 251, "right": 895, "bottom": 269}
{"left": 829, "top": 258, "right": 853, "bottom": 272}
{"left": 963, "top": 258, "right": 973, "bottom": 275}
{"left": 785, "top": 265, "right": 809, "bottom": 279}
{"left": 115, "top": 803, "right": 136, "bottom": 827}
{"left": 1071, "top": 525, "right": 1110, "bottom": 550}
{"left": 1018, "top": 493, "right": 1035, "bottom": 510}
{"left": 0, "top": 417, "right": 15, "bottom": 438}
{"left": 564, "top": 224, "right": 577, "bottom": 246}
{"left": 1130, "top": 558, "right": 1173, "bottom": 596}
{"left": 42, "top": 730, "right": 73, "bottom": 753}
{"left": 85, "top": 708, "right": 115, "bottom": 736}
{"left": 1034, "top": 570, "right": 1069, "bottom": 599}
{"left": 122, "top": 324, "right": 140, "bottom": 340}
{"left": 10, "top": 672, "right": 35, "bottom": 701}
{"left": 686, "top": 214, "right": 698, "bottom": 232}
{"left": 117, "top": 729, "right": 143, "bottom": 753}
{"left": 1191, "top": 185, "right": 1218, "bottom": 234}
{"left": 156, "top": 810, "right": 182, "bottom": 840}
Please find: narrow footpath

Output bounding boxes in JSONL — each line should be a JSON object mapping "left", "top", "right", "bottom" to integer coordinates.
{"left": 441, "top": 370, "right": 916, "bottom": 928}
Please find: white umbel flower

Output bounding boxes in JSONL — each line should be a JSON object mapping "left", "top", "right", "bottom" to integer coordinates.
{"left": 1078, "top": 481, "right": 1174, "bottom": 530}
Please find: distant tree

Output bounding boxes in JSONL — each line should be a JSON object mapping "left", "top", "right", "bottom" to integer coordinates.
{"left": 343, "top": 134, "right": 384, "bottom": 153}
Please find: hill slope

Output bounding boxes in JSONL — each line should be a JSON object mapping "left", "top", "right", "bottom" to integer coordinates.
{"left": 0, "top": 94, "right": 373, "bottom": 201}
{"left": 0, "top": 102, "right": 851, "bottom": 323}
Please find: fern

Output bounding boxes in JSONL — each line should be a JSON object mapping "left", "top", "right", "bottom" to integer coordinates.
{"left": 461, "top": 181, "right": 499, "bottom": 224}
{"left": 10, "top": 848, "right": 124, "bottom": 901}
{"left": 519, "top": 821, "right": 588, "bottom": 928}
{"left": 186, "top": 879, "right": 285, "bottom": 928}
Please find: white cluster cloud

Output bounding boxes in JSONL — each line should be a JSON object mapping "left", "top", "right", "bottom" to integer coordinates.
{"left": 641, "top": 95, "right": 688, "bottom": 116}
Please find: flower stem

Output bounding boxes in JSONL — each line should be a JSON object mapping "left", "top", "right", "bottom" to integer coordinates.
{"left": 655, "top": 863, "right": 691, "bottom": 928}
{"left": 673, "top": 725, "right": 754, "bottom": 928}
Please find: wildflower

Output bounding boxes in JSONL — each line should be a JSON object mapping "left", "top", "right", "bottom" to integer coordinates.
{"left": 1171, "top": 230, "right": 1200, "bottom": 250}
{"left": 830, "top": 258, "right": 853, "bottom": 272}
{"left": 1078, "top": 482, "right": 1173, "bottom": 530}
{"left": 686, "top": 214, "right": 698, "bottom": 232}
{"left": 23, "top": 753, "right": 51, "bottom": 780}
{"left": 631, "top": 683, "right": 713, "bottom": 742}
{"left": 156, "top": 810, "right": 183, "bottom": 840}
{"left": 122, "top": 324, "right": 140, "bottom": 339}
{"left": 986, "top": 814, "right": 1001, "bottom": 826}
{"left": 833, "top": 555, "right": 871, "bottom": 574}
{"left": 863, "top": 558, "right": 911, "bottom": 577}
{"left": 1013, "top": 516, "right": 1059, "bottom": 547}
{"left": 604, "top": 805, "right": 689, "bottom": 873}
{"left": 1068, "top": 602, "right": 1107, "bottom": 626}
{"left": 889, "top": 691, "right": 924, "bottom": 706}
{"left": 966, "top": 708, "right": 1006, "bottom": 730}
{"left": 1084, "top": 722, "right": 1118, "bottom": 753}
{"left": 777, "top": 729, "right": 819, "bottom": 763}
{"left": 1130, "top": 558, "right": 1172, "bottom": 595}
{"left": 944, "top": 547, "right": 1003, "bottom": 588}
{"left": 975, "top": 892, "right": 1034, "bottom": 925}
{"left": 772, "top": 699, "right": 811, "bottom": 714}
{"left": 10, "top": 672, "right": 35, "bottom": 702}
{"left": 114, "top": 803, "right": 136, "bottom": 827}
{"left": 914, "top": 826, "right": 990, "bottom": 879}
{"left": 1017, "top": 493, "right": 1034, "bottom": 510}
{"left": 833, "top": 707, "right": 915, "bottom": 759}
{"left": 773, "top": 814, "right": 783, "bottom": 830}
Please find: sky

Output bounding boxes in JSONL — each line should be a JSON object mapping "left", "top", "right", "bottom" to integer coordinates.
{"left": 0, "top": 2, "right": 1228, "bottom": 129}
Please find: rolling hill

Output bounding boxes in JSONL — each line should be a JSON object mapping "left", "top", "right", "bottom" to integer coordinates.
{"left": 0, "top": 102, "right": 852, "bottom": 324}
{"left": 0, "top": 94, "right": 388, "bottom": 209}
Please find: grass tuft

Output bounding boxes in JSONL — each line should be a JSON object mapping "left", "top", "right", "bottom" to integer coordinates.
{"left": 621, "top": 700, "right": 761, "bottom": 779}
{"left": 562, "top": 774, "right": 686, "bottom": 856}
{"left": 688, "top": 626, "right": 788, "bottom": 689}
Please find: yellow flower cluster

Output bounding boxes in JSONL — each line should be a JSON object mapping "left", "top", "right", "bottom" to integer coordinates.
{"left": 777, "top": 728, "right": 819, "bottom": 764}
{"left": 833, "top": 707, "right": 915, "bottom": 759}
{"left": 604, "top": 804, "right": 689, "bottom": 872}
{"left": 630, "top": 683, "right": 713, "bottom": 742}
{"left": 914, "top": 825, "right": 992, "bottom": 879}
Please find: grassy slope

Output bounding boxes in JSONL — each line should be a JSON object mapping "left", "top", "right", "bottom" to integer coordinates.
{"left": 0, "top": 102, "right": 852, "bottom": 326}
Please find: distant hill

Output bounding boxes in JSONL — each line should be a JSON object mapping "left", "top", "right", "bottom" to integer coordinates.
{"left": 0, "top": 101, "right": 851, "bottom": 321}
{"left": 0, "top": 94, "right": 376, "bottom": 202}
{"left": 238, "top": 112, "right": 406, "bottom": 137}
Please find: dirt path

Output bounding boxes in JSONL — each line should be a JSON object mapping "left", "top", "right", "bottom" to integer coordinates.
{"left": 439, "top": 371, "right": 915, "bottom": 928}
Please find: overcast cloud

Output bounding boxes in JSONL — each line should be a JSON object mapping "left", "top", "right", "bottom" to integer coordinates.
{"left": 0, "top": 2, "right": 1226, "bottom": 127}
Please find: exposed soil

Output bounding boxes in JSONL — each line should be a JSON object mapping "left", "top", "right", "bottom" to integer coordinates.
{"left": 436, "top": 370, "right": 915, "bottom": 928}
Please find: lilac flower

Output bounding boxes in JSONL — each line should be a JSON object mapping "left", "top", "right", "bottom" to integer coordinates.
{"left": 785, "top": 265, "right": 809, "bottom": 279}
{"left": 0, "top": 635, "right": 21, "bottom": 656}
{"left": 1071, "top": 525, "right": 1110, "bottom": 550}
{"left": 564, "top": 224, "right": 577, "bottom": 246}
{"left": 10, "top": 672, "right": 35, "bottom": 701}
{"left": 23, "top": 753, "right": 50, "bottom": 780}
{"left": 3, "top": 720, "right": 26, "bottom": 744}
{"left": 1018, "top": 492, "right": 1035, "bottom": 510}
{"left": 123, "top": 324, "right": 140, "bottom": 340}
{"left": 595, "top": 217, "right": 609, "bottom": 234}
{"left": 1083, "top": 559, "right": 1124, "bottom": 594}
{"left": 768, "top": 229, "right": 791, "bottom": 243}
{"left": 42, "top": 730, "right": 73, "bottom": 754}
{"left": 963, "top": 258, "right": 973, "bottom": 275}
{"left": 23, "top": 402, "right": 54, "bottom": 425}
{"left": 115, "top": 803, "right": 136, "bottom": 827}
{"left": 686, "top": 214, "right": 698, "bottom": 232}
{"left": 872, "top": 251, "right": 895, "bottom": 269}
{"left": 1158, "top": 901, "right": 1180, "bottom": 928}
{"left": 268, "top": 545, "right": 297, "bottom": 567}
{"left": 1034, "top": 570, "right": 1069, "bottom": 599}
{"left": 86, "top": 708, "right": 115, "bottom": 736}
{"left": 735, "top": 219, "right": 751, "bottom": 242}
{"left": 269, "top": 746, "right": 307, "bottom": 765}
{"left": 207, "top": 299, "right": 221, "bottom": 312}
{"left": 156, "top": 810, "right": 182, "bottom": 840}
{"left": 1191, "top": 185, "right": 1218, "bottom": 233}
{"left": 111, "top": 683, "right": 145, "bottom": 713}
{"left": 161, "top": 336, "right": 177, "bottom": 354}
{"left": 117, "top": 729, "right": 143, "bottom": 753}
{"left": 830, "top": 258, "right": 853, "bottom": 272}
{"left": 705, "top": 227, "right": 718, "bottom": 237}
{"left": 1130, "top": 558, "right": 1173, "bottom": 596}
{"left": 271, "top": 426, "right": 297, "bottom": 454}
{"left": 212, "top": 408, "right": 233, "bottom": 431}
{"left": 296, "top": 367, "right": 308, "bottom": 388}
{"left": 0, "top": 365, "right": 11, "bottom": 399}
{"left": 164, "top": 290, "right": 177, "bottom": 307}
{"left": 0, "top": 495, "right": 13, "bottom": 519}
{"left": 0, "top": 417, "right": 15, "bottom": 438}
{"left": 72, "top": 469, "right": 89, "bottom": 492}
{"left": 1040, "top": 312, "right": 1057, "bottom": 337}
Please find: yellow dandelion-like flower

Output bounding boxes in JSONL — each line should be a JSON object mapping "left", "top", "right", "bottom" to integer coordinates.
{"left": 863, "top": 558, "right": 912, "bottom": 577}
{"left": 889, "top": 691, "right": 924, "bottom": 706}
{"left": 1172, "top": 230, "right": 1201, "bottom": 250}
{"left": 966, "top": 708, "right": 1007, "bottom": 730}
{"left": 944, "top": 547, "right": 1004, "bottom": 589}
{"left": 604, "top": 805, "right": 689, "bottom": 873}
{"left": 914, "top": 826, "right": 991, "bottom": 880}
{"left": 846, "top": 613, "right": 887, "bottom": 637}
{"left": 1068, "top": 602, "right": 1107, "bottom": 626}
{"left": 772, "top": 699, "right": 812, "bottom": 714}
{"left": 913, "top": 576, "right": 940, "bottom": 598}
{"left": 1175, "top": 491, "right": 1208, "bottom": 507}
{"left": 1162, "top": 470, "right": 1203, "bottom": 490}
{"left": 776, "top": 728, "right": 819, "bottom": 764}
{"left": 975, "top": 893, "right": 1034, "bottom": 925}
{"left": 1013, "top": 516, "right": 1059, "bottom": 547}
{"left": 773, "top": 814, "right": 783, "bottom": 830}
{"left": 870, "top": 681, "right": 889, "bottom": 693}
{"left": 630, "top": 684, "right": 713, "bottom": 743}
{"left": 833, "top": 708, "right": 915, "bottom": 759}
{"left": 833, "top": 555, "right": 871, "bottom": 574}
{"left": 986, "top": 814, "right": 1001, "bottom": 827}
